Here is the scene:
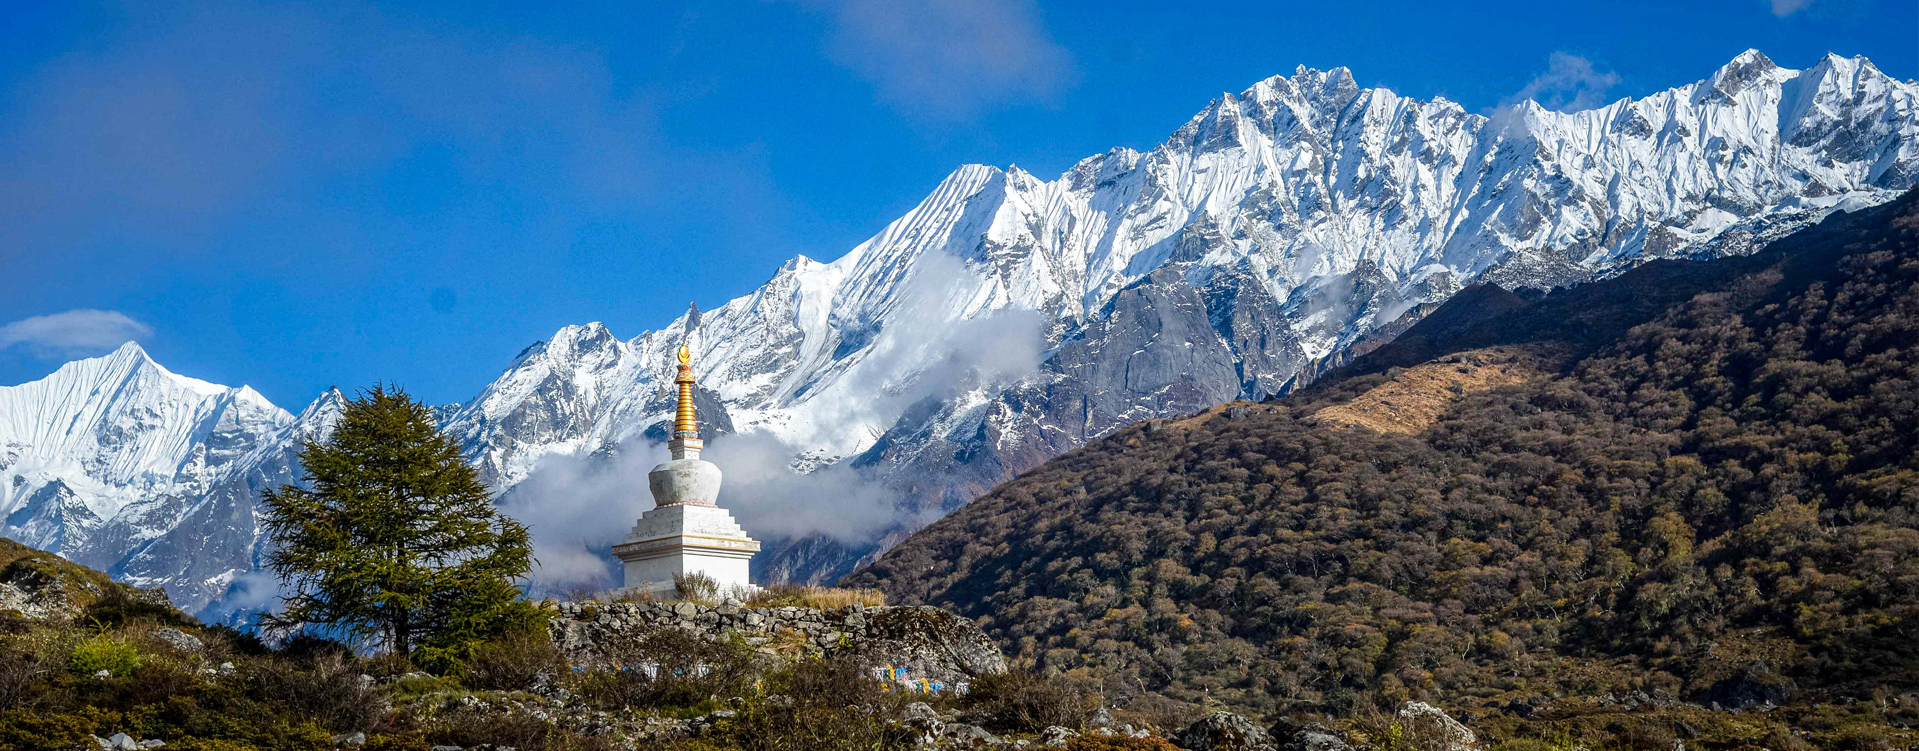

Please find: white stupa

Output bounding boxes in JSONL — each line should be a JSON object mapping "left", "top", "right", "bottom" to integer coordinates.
{"left": 612, "top": 341, "right": 760, "bottom": 599}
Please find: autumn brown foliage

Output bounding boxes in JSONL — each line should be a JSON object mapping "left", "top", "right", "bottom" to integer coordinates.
{"left": 852, "top": 192, "right": 1919, "bottom": 718}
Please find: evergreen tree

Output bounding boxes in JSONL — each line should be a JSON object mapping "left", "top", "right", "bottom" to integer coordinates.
{"left": 260, "top": 385, "right": 542, "bottom": 671}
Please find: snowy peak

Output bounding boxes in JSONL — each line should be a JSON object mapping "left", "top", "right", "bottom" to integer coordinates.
{"left": 443, "top": 51, "right": 1918, "bottom": 566}
{"left": 0, "top": 344, "right": 292, "bottom": 559}
{"left": 1704, "top": 49, "right": 1788, "bottom": 98}
{"left": 0, "top": 343, "right": 289, "bottom": 475}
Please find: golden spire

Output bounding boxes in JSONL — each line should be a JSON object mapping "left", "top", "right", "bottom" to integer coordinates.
{"left": 673, "top": 342, "right": 699, "bottom": 447}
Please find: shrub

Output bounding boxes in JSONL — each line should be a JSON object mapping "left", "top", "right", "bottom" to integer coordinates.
{"left": 700, "top": 657, "right": 916, "bottom": 751}
{"left": 425, "top": 710, "right": 559, "bottom": 751}
{"left": 965, "top": 670, "right": 1090, "bottom": 733}
{"left": 113, "top": 658, "right": 202, "bottom": 707}
{"left": 572, "top": 628, "right": 753, "bottom": 711}
{"left": 358, "top": 650, "right": 419, "bottom": 680}
{"left": 199, "top": 624, "right": 271, "bottom": 659}
{"left": 69, "top": 635, "right": 143, "bottom": 677}
{"left": 277, "top": 632, "right": 353, "bottom": 663}
{"left": 744, "top": 585, "right": 886, "bottom": 609}
{"left": 83, "top": 587, "right": 197, "bottom": 631}
{"left": 463, "top": 629, "right": 565, "bottom": 691}
{"left": 1117, "top": 693, "right": 1208, "bottom": 736}
{"left": 243, "top": 653, "right": 384, "bottom": 733}
{"left": 1064, "top": 737, "right": 1182, "bottom": 751}
{"left": 672, "top": 572, "right": 719, "bottom": 603}
{"left": 774, "top": 655, "right": 900, "bottom": 712}
{"left": 0, "top": 650, "right": 46, "bottom": 708}
{"left": 0, "top": 711, "right": 101, "bottom": 750}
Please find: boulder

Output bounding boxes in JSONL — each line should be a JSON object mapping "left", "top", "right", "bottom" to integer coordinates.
{"left": 903, "top": 701, "right": 943, "bottom": 741}
{"left": 1269, "top": 719, "right": 1351, "bottom": 751}
{"left": 1395, "top": 702, "right": 1476, "bottom": 751}
{"left": 1175, "top": 712, "right": 1276, "bottom": 751}
{"left": 148, "top": 627, "right": 203, "bottom": 653}
{"left": 845, "top": 606, "right": 1007, "bottom": 684}
{"left": 943, "top": 722, "right": 1000, "bottom": 748}
{"left": 1041, "top": 726, "right": 1080, "bottom": 747}
{"left": 1704, "top": 662, "right": 1793, "bottom": 711}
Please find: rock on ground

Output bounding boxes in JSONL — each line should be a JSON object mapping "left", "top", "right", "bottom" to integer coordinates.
{"left": 148, "top": 627, "right": 203, "bottom": 653}
{"left": 1396, "top": 702, "right": 1477, "bottom": 751}
{"left": 1176, "top": 711, "right": 1276, "bottom": 751}
{"left": 1269, "top": 718, "right": 1351, "bottom": 751}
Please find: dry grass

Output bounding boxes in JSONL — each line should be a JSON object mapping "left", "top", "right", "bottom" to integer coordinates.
{"left": 745, "top": 584, "right": 886, "bottom": 610}
{"left": 1312, "top": 346, "right": 1553, "bottom": 434}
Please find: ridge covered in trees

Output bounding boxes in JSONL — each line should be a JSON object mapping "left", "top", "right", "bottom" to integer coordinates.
{"left": 849, "top": 191, "right": 1919, "bottom": 745}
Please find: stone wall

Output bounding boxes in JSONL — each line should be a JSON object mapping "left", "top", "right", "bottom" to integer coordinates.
{"left": 547, "top": 601, "right": 1006, "bottom": 688}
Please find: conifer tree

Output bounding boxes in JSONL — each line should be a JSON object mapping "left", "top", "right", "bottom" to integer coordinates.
{"left": 260, "top": 385, "right": 541, "bottom": 671}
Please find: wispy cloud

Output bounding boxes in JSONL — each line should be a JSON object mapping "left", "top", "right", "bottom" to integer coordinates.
{"left": 497, "top": 428, "right": 909, "bottom": 593}
{"left": 497, "top": 248, "right": 1050, "bottom": 593}
{"left": 0, "top": 310, "right": 152, "bottom": 358}
{"left": 1771, "top": 0, "right": 1818, "bottom": 16}
{"left": 1502, "top": 52, "right": 1622, "bottom": 113}
{"left": 788, "top": 0, "right": 1074, "bottom": 119}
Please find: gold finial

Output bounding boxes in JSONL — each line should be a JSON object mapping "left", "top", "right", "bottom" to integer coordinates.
{"left": 673, "top": 340, "right": 698, "bottom": 444}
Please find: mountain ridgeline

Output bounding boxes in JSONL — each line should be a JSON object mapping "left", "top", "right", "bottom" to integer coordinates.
{"left": 0, "top": 50, "right": 1915, "bottom": 616}
{"left": 848, "top": 190, "right": 1919, "bottom": 719}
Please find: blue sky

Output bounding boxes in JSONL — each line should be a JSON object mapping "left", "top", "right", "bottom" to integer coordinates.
{"left": 2, "top": 0, "right": 1913, "bottom": 409}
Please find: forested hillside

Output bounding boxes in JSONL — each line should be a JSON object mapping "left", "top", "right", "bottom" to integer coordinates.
{"left": 849, "top": 191, "right": 1919, "bottom": 738}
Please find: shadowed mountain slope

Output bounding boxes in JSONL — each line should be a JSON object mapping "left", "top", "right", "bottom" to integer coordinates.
{"left": 848, "top": 191, "right": 1919, "bottom": 724}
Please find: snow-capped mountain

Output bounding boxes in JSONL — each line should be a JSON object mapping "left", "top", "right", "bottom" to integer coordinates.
{"left": 4, "top": 50, "right": 1915, "bottom": 613}
{"left": 0, "top": 344, "right": 278, "bottom": 571}
{"left": 442, "top": 50, "right": 1918, "bottom": 582}
{"left": 0, "top": 340, "right": 357, "bottom": 612}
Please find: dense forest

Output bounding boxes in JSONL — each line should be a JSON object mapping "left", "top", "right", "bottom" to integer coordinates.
{"left": 849, "top": 192, "right": 1919, "bottom": 741}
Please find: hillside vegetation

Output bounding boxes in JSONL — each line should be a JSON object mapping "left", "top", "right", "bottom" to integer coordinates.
{"left": 849, "top": 192, "right": 1919, "bottom": 748}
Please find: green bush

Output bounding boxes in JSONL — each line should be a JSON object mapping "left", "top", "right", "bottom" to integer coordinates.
{"left": 69, "top": 635, "right": 143, "bottom": 677}
{"left": 463, "top": 629, "right": 565, "bottom": 691}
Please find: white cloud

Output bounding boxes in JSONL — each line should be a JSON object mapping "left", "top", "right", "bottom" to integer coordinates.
{"left": 497, "top": 428, "right": 909, "bottom": 594}
{"left": 0, "top": 309, "right": 152, "bottom": 357}
{"left": 1771, "top": 0, "right": 1817, "bottom": 16}
{"left": 789, "top": 0, "right": 1074, "bottom": 118}
{"left": 1503, "top": 52, "right": 1622, "bottom": 113}
{"left": 496, "top": 248, "right": 1051, "bottom": 595}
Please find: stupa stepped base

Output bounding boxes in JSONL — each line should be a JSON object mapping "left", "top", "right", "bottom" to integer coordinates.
{"left": 613, "top": 503, "right": 761, "bottom": 600}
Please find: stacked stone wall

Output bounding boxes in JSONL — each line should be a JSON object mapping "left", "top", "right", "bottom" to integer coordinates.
{"left": 546, "top": 601, "right": 1005, "bottom": 688}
